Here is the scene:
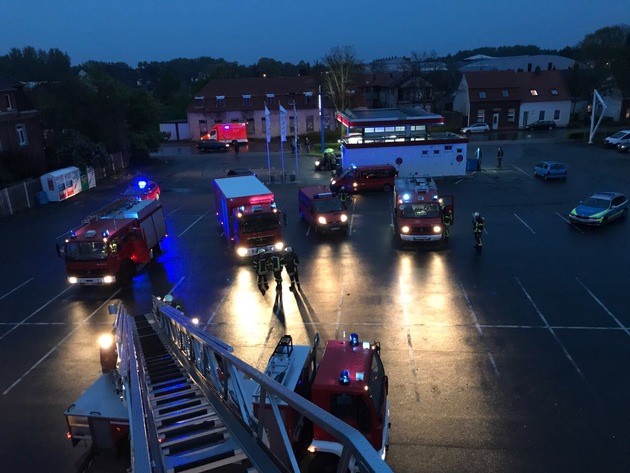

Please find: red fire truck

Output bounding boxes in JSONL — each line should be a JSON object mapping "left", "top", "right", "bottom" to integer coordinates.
{"left": 393, "top": 175, "right": 454, "bottom": 244}
{"left": 201, "top": 122, "right": 248, "bottom": 144}
{"left": 213, "top": 175, "right": 283, "bottom": 258}
{"left": 58, "top": 198, "right": 167, "bottom": 286}
{"left": 253, "top": 333, "right": 390, "bottom": 472}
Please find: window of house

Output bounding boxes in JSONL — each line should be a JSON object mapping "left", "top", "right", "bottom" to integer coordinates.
{"left": 478, "top": 91, "right": 486, "bottom": 99}
{"left": 530, "top": 89, "right": 538, "bottom": 96}
{"left": 194, "top": 96, "right": 204, "bottom": 108}
{"left": 304, "top": 91, "right": 313, "bottom": 105}
{"left": 421, "top": 150, "right": 428, "bottom": 155}
{"left": 16, "top": 124, "right": 28, "bottom": 146}
{"left": 477, "top": 110, "right": 485, "bottom": 123}
{"left": 502, "top": 90, "right": 509, "bottom": 97}
{"left": 215, "top": 96, "right": 225, "bottom": 107}
{"left": 538, "top": 111, "right": 545, "bottom": 120}
{"left": 5, "top": 94, "right": 13, "bottom": 110}
{"left": 507, "top": 108, "right": 516, "bottom": 122}
{"left": 242, "top": 95, "right": 251, "bottom": 106}
{"left": 266, "top": 94, "right": 275, "bottom": 106}
{"left": 550, "top": 89, "right": 558, "bottom": 96}
{"left": 554, "top": 110, "right": 560, "bottom": 120}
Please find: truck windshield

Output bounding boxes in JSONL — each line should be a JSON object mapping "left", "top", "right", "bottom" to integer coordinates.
{"left": 314, "top": 199, "right": 344, "bottom": 213}
{"left": 239, "top": 213, "right": 279, "bottom": 233}
{"left": 399, "top": 202, "right": 440, "bottom": 218}
{"left": 65, "top": 241, "right": 108, "bottom": 261}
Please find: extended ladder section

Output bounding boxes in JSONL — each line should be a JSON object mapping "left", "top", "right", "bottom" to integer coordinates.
{"left": 81, "top": 198, "right": 137, "bottom": 224}
{"left": 114, "top": 299, "right": 394, "bottom": 473}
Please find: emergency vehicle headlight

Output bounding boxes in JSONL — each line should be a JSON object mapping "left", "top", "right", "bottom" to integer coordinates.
{"left": 98, "top": 334, "right": 114, "bottom": 349}
{"left": 402, "top": 193, "right": 410, "bottom": 201}
{"left": 401, "top": 225, "right": 410, "bottom": 233}
{"left": 339, "top": 370, "right": 351, "bottom": 385}
{"left": 331, "top": 179, "right": 337, "bottom": 185}
{"left": 438, "top": 197, "right": 444, "bottom": 204}
{"left": 236, "top": 247, "right": 248, "bottom": 257}
{"left": 349, "top": 333, "right": 359, "bottom": 346}
{"left": 433, "top": 225, "right": 442, "bottom": 233}
{"left": 340, "top": 214, "right": 348, "bottom": 222}
{"left": 352, "top": 182, "right": 358, "bottom": 188}
{"left": 237, "top": 212, "right": 243, "bottom": 218}
{"left": 68, "top": 277, "right": 78, "bottom": 284}
{"left": 274, "top": 242, "right": 284, "bottom": 251}
{"left": 103, "top": 276, "right": 115, "bottom": 284}
{"left": 317, "top": 216, "right": 327, "bottom": 224}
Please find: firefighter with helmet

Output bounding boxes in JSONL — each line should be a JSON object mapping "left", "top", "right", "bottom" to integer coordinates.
{"left": 283, "top": 247, "right": 301, "bottom": 292}
{"left": 442, "top": 206, "right": 453, "bottom": 239}
{"left": 163, "top": 294, "right": 182, "bottom": 311}
{"left": 254, "top": 249, "right": 271, "bottom": 295}
{"left": 472, "top": 212, "right": 485, "bottom": 248}
{"left": 269, "top": 249, "right": 285, "bottom": 292}
{"left": 338, "top": 186, "right": 349, "bottom": 207}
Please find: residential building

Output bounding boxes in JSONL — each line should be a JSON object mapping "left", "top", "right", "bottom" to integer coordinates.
{"left": 453, "top": 70, "right": 571, "bottom": 129}
{"left": 359, "top": 72, "right": 434, "bottom": 111}
{"left": 186, "top": 76, "right": 338, "bottom": 141}
{"left": 0, "top": 78, "right": 45, "bottom": 161}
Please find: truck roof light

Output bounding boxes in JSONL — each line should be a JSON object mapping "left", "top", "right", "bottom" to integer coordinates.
{"left": 271, "top": 202, "right": 277, "bottom": 208}
{"left": 138, "top": 180, "right": 147, "bottom": 189}
{"left": 69, "top": 230, "right": 76, "bottom": 238}
{"left": 362, "top": 341, "right": 370, "bottom": 349}
{"left": 339, "top": 369, "right": 350, "bottom": 385}
{"left": 102, "top": 230, "right": 109, "bottom": 238}
{"left": 350, "top": 332, "right": 359, "bottom": 346}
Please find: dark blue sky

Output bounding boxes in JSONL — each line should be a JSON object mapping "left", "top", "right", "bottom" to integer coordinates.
{"left": 2, "top": 0, "right": 626, "bottom": 66}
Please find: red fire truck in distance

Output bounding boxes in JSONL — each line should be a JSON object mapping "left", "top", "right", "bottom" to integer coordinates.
{"left": 252, "top": 333, "right": 390, "bottom": 472}
{"left": 393, "top": 175, "right": 454, "bottom": 244}
{"left": 201, "top": 123, "right": 248, "bottom": 144}
{"left": 58, "top": 198, "right": 167, "bottom": 286}
{"left": 213, "top": 175, "right": 283, "bottom": 258}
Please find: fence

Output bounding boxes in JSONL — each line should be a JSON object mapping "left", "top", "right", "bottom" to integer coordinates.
{"left": 0, "top": 152, "right": 128, "bottom": 218}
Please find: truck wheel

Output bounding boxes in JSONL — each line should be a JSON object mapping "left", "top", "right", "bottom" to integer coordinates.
{"left": 119, "top": 261, "right": 135, "bottom": 287}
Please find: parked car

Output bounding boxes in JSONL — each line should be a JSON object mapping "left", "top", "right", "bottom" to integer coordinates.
{"left": 603, "top": 130, "right": 630, "bottom": 148}
{"left": 198, "top": 140, "right": 230, "bottom": 152}
{"left": 460, "top": 123, "right": 490, "bottom": 134}
{"left": 568, "top": 192, "right": 628, "bottom": 226}
{"left": 524, "top": 120, "right": 557, "bottom": 131}
{"left": 534, "top": 161, "right": 567, "bottom": 180}
{"left": 617, "top": 142, "right": 630, "bottom": 154}
{"left": 123, "top": 179, "right": 160, "bottom": 200}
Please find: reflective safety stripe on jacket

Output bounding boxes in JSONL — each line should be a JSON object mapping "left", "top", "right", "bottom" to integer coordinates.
{"left": 270, "top": 254, "right": 284, "bottom": 271}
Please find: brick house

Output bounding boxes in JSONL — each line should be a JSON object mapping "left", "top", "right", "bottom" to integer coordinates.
{"left": 186, "top": 76, "right": 338, "bottom": 142}
{"left": 0, "top": 78, "right": 45, "bottom": 161}
{"left": 452, "top": 70, "right": 571, "bottom": 130}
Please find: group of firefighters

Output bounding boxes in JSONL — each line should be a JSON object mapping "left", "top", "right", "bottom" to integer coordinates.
{"left": 253, "top": 246, "right": 300, "bottom": 296}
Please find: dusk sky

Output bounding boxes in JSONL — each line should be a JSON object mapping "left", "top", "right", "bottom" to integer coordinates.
{"left": 2, "top": 0, "right": 627, "bottom": 66}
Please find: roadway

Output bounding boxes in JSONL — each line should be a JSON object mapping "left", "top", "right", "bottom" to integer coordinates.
{"left": 1, "top": 134, "right": 629, "bottom": 472}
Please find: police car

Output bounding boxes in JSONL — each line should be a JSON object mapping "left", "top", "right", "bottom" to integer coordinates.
{"left": 568, "top": 192, "right": 628, "bottom": 226}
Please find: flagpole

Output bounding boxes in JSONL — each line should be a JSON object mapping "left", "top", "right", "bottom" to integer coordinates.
{"left": 293, "top": 101, "right": 299, "bottom": 175}
{"left": 264, "top": 104, "right": 271, "bottom": 182}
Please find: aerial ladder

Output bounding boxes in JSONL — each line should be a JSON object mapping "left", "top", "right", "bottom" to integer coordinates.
{"left": 66, "top": 298, "right": 394, "bottom": 473}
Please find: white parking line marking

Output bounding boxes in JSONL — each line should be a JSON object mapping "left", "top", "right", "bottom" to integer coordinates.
{"left": 515, "top": 277, "right": 588, "bottom": 384}
{"left": 575, "top": 277, "right": 630, "bottom": 336}
{"left": 514, "top": 213, "right": 536, "bottom": 234}
{"left": 459, "top": 279, "right": 500, "bottom": 376}
{"left": 3, "top": 289, "right": 121, "bottom": 395}
{"left": 0, "top": 286, "right": 73, "bottom": 341}
{"left": 406, "top": 330, "right": 421, "bottom": 402}
{"left": 178, "top": 209, "right": 211, "bottom": 237}
{"left": 513, "top": 165, "right": 534, "bottom": 178}
{"left": 0, "top": 278, "right": 33, "bottom": 301}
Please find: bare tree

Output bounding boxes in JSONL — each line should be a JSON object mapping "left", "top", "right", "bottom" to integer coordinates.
{"left": 321, "top": 46, "right": 363, "bottom": 115}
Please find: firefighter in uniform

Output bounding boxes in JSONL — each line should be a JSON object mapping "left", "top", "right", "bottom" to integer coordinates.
{"left": 269, "top": 249, "right": 285, "bottom": 292}
{"left": 164, "top": 294, "right": 182, "bottom": 311}
{"left": 254, "top": 249, "right": 271, "bottom": 295}
{"left": 472, "top": 212, "right": 485, "bottom": 247}
{"left": 442, "top": 207, "right": 453, "bottom": 239}
{"left": 339, "top": 186, "right": 349, "bottom": 207}
{"left": 283, "top": 247, "right": 301, "bottom": 292}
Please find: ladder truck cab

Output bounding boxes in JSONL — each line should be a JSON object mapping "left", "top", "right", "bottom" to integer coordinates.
{"left": 393, "top": 175, "right": 454, "bottom": 243}
{"left": 57, "top": 198, "right": 167, "bottom": 286}
{"left": 257, "top": 333, "right": 390, "bottom": 472}
{"left": 213, "top": 175, "right": 283, "bottom": 258}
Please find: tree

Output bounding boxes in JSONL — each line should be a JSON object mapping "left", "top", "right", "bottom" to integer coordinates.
{"left": 577, "top": 25, "right": 630, "bottom": 69}
{"left": 321, "top": 46, "right": 364, "bottom": 116}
